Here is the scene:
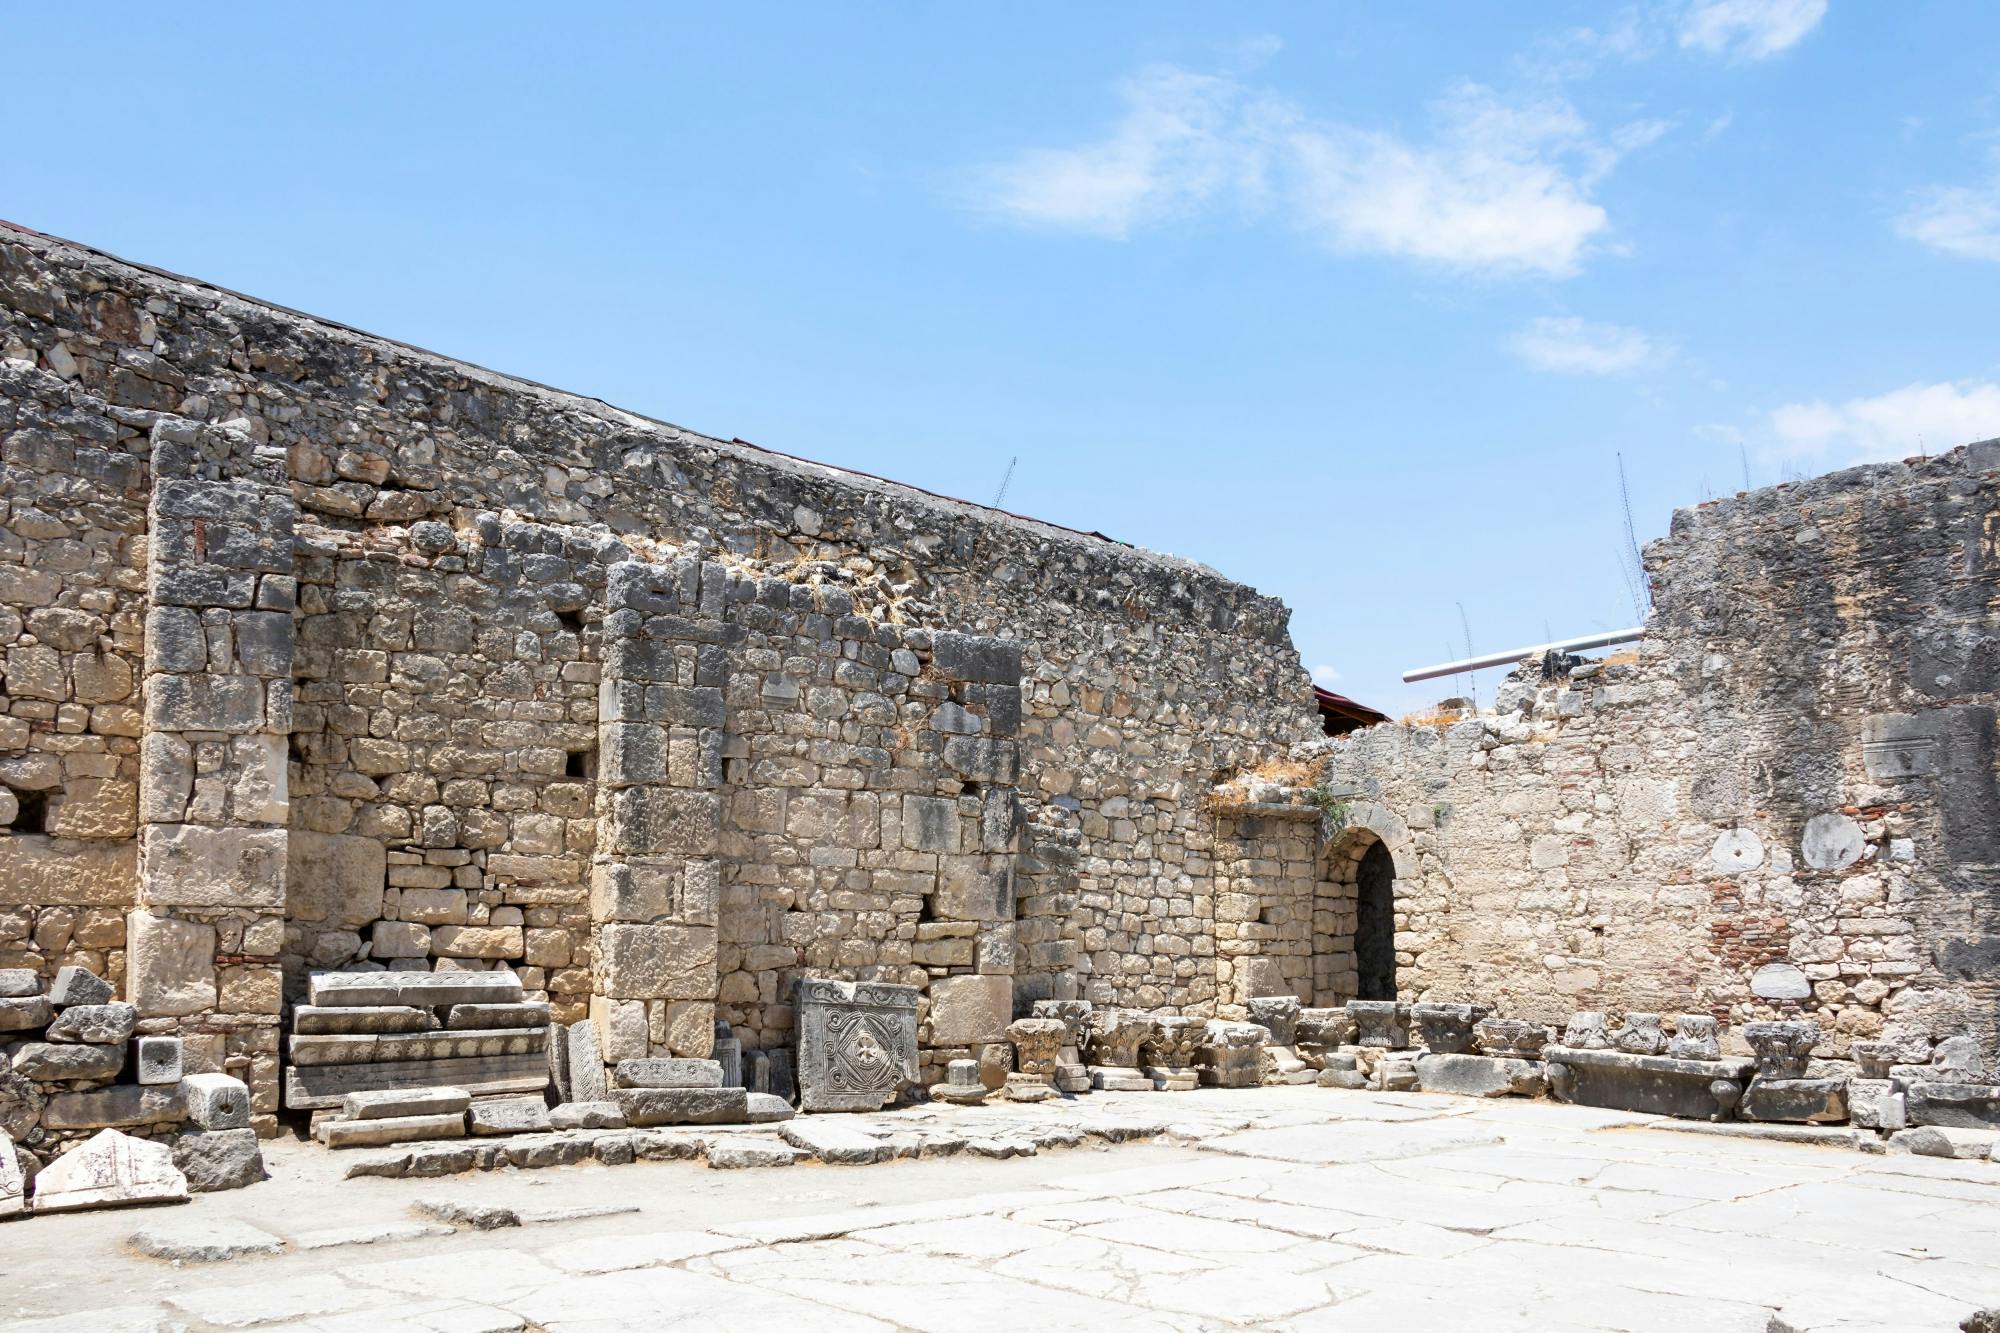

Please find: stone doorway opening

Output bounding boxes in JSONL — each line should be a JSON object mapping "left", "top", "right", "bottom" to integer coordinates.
{"left": 1354, "top": 839, "right": 1397, "bottom": 1001}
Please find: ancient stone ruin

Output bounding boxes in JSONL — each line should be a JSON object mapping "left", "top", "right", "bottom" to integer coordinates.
{"left": 4, "top": 221, "right": 2000, "bottom": 1210}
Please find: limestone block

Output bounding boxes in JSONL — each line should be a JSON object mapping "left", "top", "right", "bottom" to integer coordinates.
{"left": 590, "top": 859, "right": 680, "bottom": 924}
{"left": 225, "top": 734, "right": 289, "bottom": 823}
{"left": 929, "top": 975, "right": 1013, "bottom": 1046}
{"left": 144, "top": 672, "right": 265, "bottom": 734}
{"left": 932, "top": 633, "right": 1021, "bottom": 685}
{"left": 45, "top": 1002, "right": 136, "bottom": 1045}
{"left": 549, "top": 1101, "right": 625, "bottom": 1130}
{"left": 41, "top": 1085, "right": 186, "bottom": 1130}
{"left": 597, "top": 923, "right": 716, "bottom": 1000}
{"left": 591, "top": 995, "right": 650, "bottom": 1064}
{"left": 293, "top": 1005, "right": 432, "bottom": 1034}
{"left": 447, "top": 1002, "right": 552, "bottom": 1030}
{"left": 126, "top": 911, "right": 217, "bottom": 1017}
{"left": 935, "top": 856, "right": 1013, "bottom": 922}
{"left": 172, "top": 1127, "right": 267, "bottom": 1192}
{"left": 182, "top": 1072, "right": 252, "bottom": 1129}
{"left": 14, "top": 1041, "right": 124, "bottom": 1080}
{"left": 307, "top": 969, "right": 523, "bottom": 1008}
{"left": 0, "top": 996, "right": 52, "bottom": 1031}
{"left": 613, "top": 1086, "right": 749, "bottom": 1127}
{"left": 136, "top": 1035, "right": 184, "bottom": 1085}
{"left": 49, "top": 778, "right": 138, "bottom": 839}
{"left": 432, "top": 925, "right": 524, "bottom": 959}
{"left": 901, "top": 795, "right": 960, "bottom": 853}
{"left": 747, "top": 1092, "right": 795, "bottom": 1123}
{"left": 139, "top": 824, "right": 286, "bottom": 910}
{"left": 655, "top": 1000, "right": 716, "bottom": 1058}
{"left": 287, "top": 830, "right": 386, "bottom": 927}
{"left": 0, "top": 836, "right": 138, "bottom": 909}
{"left": 32, "top": 1129, "right": 188, "bottom": 1213}
{"left": 1415, "top": 1053, "right": 1546, "bottom": 1098}
{"left": 468, "top": 1097, "right": 552, "bottom": 1136}
{"left": 0, "top": 970, "right": 37, "bottom": 998}
{"left": 282, "top": 1053, "right": 547, "bottom": 1111}
{"left": 1907, "top": 1081, "right": 2000, "bottom": 1129}
{"left": 289, "top": 1029, "right": 545, "bottom": 1067}
{"left": 371, "top": 920, "right": 432, "bottom": 959}
{"left": 616, "top": 1057, "right": 724, "bottom": 1088}
{"left": 343, "top": 1086, "right": 472, "bottom": 1120}
{"left": 603, "top": 787, "right": 719, "bottom": 857}
{"left": 1740, "top": 1076, "right": 1848, "bottom": 1124}
{"left": 319, "top": 1113, "right": 467, "bottom": 1149}
{"left": 49, "top": 964, "right": 114, "bottom": 1007}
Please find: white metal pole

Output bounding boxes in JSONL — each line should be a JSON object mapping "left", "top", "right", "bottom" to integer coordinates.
{"left": 1401, "top": 627, "right": 1645, "bottom": 684}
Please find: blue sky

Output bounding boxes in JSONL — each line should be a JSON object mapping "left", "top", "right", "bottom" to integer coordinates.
{"left": 8, "top": 3, "right": 2000, "bottom": 714}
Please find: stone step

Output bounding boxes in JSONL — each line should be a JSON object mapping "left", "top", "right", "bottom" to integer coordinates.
{"left": 342, "top": 1086, "right": 471, "bottom": 1121}
{"left": 289, "top": 1028, "right": 547, "bottom": 1067}
{"left": 612, "top": 1087, "right": 749, "bottom": 1127}
{"left": 307, "top": 970, "right": 523, "bottom": 1009}
{"left": 468, "top": 1097, "right": 553, "bottom": 1136}
{"left": 292, "top": 1005, "right": 434, "bottom": 1034}
{"left": 614, "top": 1058, "right": 723, "bottom": 1089}
{"left": 445, "top": 1002, "right": 552, "bottom": 1030}
{"left": 41, "top": 1085, "right": 186, "bottom": 1131}
{"left": 319, "top": 1112, "right": 468, "bottom": 1150}
{"left": 283, "top": 1052, "right": 549, "bottom": 1110}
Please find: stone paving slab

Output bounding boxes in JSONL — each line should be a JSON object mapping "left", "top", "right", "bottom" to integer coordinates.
{"left": 4, "top": 1086, "right": 2000, "bottom": 1331}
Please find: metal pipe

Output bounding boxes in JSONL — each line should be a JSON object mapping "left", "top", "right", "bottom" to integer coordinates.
{"left": 1401, "top": 627, "right": 1646, "bottom": 684}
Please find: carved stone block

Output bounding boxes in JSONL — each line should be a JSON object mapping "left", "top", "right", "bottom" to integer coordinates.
{"left": 1084, "top": 1008, "right": 1156, "bottom": 1069}
{"left": 1742, "top": 1020, "right": 1817, "bottom": 1079}
{"left": 1005, "top": 1018, "right": 1067, "bottom": 1082}
{"left": 1474, "top": 1017, "right": 1548, "bottom": 1060}
{"left": 1562, "top": 1012, "right": 1611, "bottom": 1049}
{"left": 1246, "top": 996, "right": 1302, "bottom": 1046}
{"left": 1347, "top": 1000, "right": 1410, "bottom": 1049}
{"left": 1611, "top": 1012, "right": 1664, "bottom": 1056}
{"left": 1412, "top": 1003, "right": 1489, "bottom": 1055}
{"left": 1667, "top": 1015, "right": 1721, "bottom": 1061}
{"left": 795, "top": 978, "right": 919, "bottom": 1113}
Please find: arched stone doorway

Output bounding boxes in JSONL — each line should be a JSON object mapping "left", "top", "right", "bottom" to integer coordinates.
{"left": 1311, "top": 802, "right": 1412, "bottom": 1006}
{"left": 1353, "top": 840, "right": 1396, "bottom": 1000}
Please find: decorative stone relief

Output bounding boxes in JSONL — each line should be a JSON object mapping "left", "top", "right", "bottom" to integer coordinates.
{"left": 795, "top": 979, "right": 919, "bottom": 1113}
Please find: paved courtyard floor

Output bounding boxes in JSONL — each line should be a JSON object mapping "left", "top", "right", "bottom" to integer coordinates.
{"left": 3, "top": 1086, "right": 1999, "bottom": 1331}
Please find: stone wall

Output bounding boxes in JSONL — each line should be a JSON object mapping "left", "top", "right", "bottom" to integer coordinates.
{"left": 0, "top": 223, "right": 1322, "bottom": 1118}
{"left": 1310, "top": 443, "right": 2000, "bottom": 1055}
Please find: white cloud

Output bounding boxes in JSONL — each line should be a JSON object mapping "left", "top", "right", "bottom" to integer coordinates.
{"left": 1896, "top": 174, "right": 2000, "bottom": 262}
{"left": 1310, "top": 664, "right": 1344, "bottom": 687}
{"left": 970, "top": 66, "right": 1661, "bottom": 278}
{"left": 1677, "top": 0, "right": 1827, "bottom": 60}
{"left": 1758, "top": 380, "right": 2000, "bottom": 466}
{"left": 1509, "top": 316, "right": 1665, "bottom": 374}
{"left": 974, "top": 65, "right": 1285, "bottom": 239}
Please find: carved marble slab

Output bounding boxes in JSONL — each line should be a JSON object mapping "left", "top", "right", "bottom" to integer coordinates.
{"left": 796, "top": 978, "right": 919, "bottom": 1113}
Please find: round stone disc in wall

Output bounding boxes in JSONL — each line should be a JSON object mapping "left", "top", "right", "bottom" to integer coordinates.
{"left": 1710, "top": 828, "right": 1765, "bottom": 874}
{"left": 1801, "top": 813, "right": 1865, "bottom": 871}
{"left": 1751, "top": 962, "right": 1812, "bottom": 1000}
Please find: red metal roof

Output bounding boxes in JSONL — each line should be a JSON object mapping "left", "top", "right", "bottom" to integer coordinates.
{"left": 1313, "top": 686, "right": 1388, "bottom": 726}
